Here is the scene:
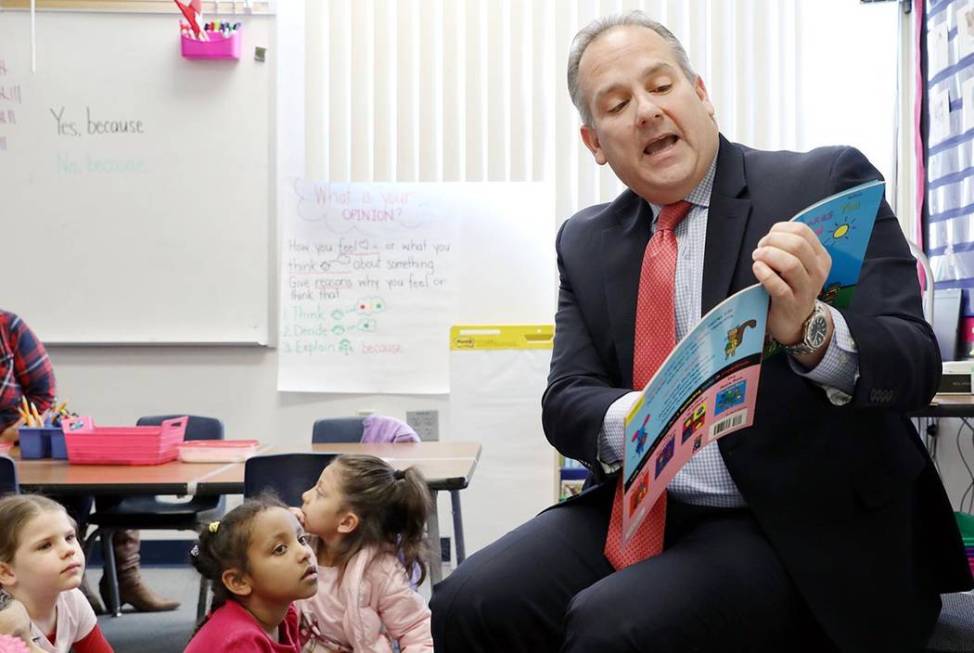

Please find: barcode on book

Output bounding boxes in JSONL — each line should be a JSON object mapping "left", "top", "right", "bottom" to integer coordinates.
{"left": 710, "top": 409, "right": 747, "bottom": 440}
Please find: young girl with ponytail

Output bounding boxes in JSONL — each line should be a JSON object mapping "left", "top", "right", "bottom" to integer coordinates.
{"left": 295, "top": 454, "right": 434, "bottom": 653}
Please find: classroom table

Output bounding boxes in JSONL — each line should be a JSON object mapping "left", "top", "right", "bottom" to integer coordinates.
{"left": 911, "top": 393, "right": 974, "bottom": 419}
{"left": 911, "top": 394, "right": 974, "bottom": 513}
{"left": 14, "top": 441, "right": 481, "bottom": 585}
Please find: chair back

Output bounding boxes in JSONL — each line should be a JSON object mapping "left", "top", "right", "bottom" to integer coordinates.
{"left": 137, "top": 415, "right": 224, "bottom": 442}
{"left": 137, "top": 414, "right": 225, "bottom": 512}
{"left": 312, "top": 417, "right": 364, "bottom": 443}
{"left": 312, "top": 415, "right": 420, "bottom": 444}
{"left": 244, "top": 453, "right": 338, "bottom": 506}
{"left": 0, "top": 455, "right": 18, "bottom": 495}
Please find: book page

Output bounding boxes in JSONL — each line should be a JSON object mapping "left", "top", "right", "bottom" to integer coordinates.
{"left": 622, "top": 180, "right": 885, "bottom": 543}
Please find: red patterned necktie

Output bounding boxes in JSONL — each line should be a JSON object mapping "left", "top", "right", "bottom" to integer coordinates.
{"left": 604, "top": 200, "right": 693, "bottom": 570}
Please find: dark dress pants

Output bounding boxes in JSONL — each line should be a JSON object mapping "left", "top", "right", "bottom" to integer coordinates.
{"left": 431, "top": 481, "right": 835, "bottom": 653}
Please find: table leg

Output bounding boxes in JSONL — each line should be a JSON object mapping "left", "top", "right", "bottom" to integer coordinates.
{"left": 450, "top": 489, "right": 465, "bottom": 565}
{"left": 427, "top": 490, "right": 442, "bottom": 585}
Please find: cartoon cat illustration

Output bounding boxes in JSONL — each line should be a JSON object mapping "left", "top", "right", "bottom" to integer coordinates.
{"left": 725, "top": 319, "right": 758, "bottom": 359}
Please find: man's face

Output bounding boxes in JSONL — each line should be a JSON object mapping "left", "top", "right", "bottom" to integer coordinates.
{"left": 578, "top": 25, "right": 719, "bottom": 205}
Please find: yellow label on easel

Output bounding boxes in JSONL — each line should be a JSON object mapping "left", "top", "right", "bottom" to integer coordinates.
{"left": 450, "top": 324, "right": 554, "bottom": 350}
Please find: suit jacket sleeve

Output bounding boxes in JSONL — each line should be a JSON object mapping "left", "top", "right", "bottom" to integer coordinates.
{"left": 830, "top": 147, "right": 941, "bottom": 410}
{"left": 541, "top": 145, "right": 939, "bottom": 474}
{"left": 542, "top": 220, "right": 630, "bottom": 473}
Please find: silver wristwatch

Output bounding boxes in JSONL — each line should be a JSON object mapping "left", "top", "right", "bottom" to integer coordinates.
{"left": 782, "top": 301, "right": 829, "bottom": 356}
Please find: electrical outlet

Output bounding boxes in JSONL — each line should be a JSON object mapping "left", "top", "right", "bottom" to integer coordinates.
{"left": 440, "top": 537, "right": 451, "bottom": 563}
{"left": 406, "top": 410, "right": 439, "bottom": 441}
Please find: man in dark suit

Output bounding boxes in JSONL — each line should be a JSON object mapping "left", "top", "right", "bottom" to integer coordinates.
{"left": 430, "top": 11, "right": 972, "bottom": 653}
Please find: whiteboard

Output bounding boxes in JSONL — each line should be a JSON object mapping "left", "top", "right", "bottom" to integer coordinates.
{"left": 0, "top": 11, "right": 272, "bottom": 343}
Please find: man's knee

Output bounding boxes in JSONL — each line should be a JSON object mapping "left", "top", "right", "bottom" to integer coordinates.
{"left": 563, "top": 583, "right": 625, "bottom": 652}
{"left": 429, "top": 570, "right": 466, "bottom": 628}
{"left": 563, "top": 579, "right": 681, "bottom": 653}
{"left": 432, "top": 556, "right": 560, "bottom": 653}
{"left": 430, "top": 563, "right": 496, "bottom": 650}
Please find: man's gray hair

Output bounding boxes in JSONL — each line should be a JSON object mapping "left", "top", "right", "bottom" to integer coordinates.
{"left": 567, "top": 10, "right": 697, "bottom": 126}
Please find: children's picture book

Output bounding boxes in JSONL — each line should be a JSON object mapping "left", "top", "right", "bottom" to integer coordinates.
{"left": 621, "top": 180, "right": 885, "bottom": 543}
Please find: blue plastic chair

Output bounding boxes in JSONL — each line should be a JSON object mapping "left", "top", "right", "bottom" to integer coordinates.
{"left": 83, "top": 415, "right": 225, "bottom": 619}
{"left": 0, "top": 455, "right": 18, "bottom": 495}
{"left": 312, "top": 417, "right": 366, "bottom": 443}
{"left": 244, "top": 453, "right": 338, "bottom": 505}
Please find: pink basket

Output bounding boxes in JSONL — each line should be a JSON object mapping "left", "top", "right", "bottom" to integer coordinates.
{"left": 180, "top": 30, "right": 241, "bottom": 60}
{"left": 61, "top": 416, "right": 187, "bottom": 465}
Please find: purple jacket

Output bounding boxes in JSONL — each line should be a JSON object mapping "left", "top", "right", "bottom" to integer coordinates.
{"left": 360, "top": 415, "right": 420, "bottom": 444}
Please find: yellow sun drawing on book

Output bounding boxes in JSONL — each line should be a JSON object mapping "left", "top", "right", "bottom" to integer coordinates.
{"left": 822, "top": 218, "right": 857, "bottom": 248}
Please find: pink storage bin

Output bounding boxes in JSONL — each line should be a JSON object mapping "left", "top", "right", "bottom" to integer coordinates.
{"left": 178, "top": 440, "right": 259, "bottom": 463}
{"left": 180, "top": 30, "right": 241, "bottom": 60}
{"left": 61, "top": 416, "right": 187, "bottom": 465}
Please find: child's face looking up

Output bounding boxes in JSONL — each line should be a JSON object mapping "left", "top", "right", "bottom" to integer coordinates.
{"left": 228, "top": 507, "right": 318, "bottom": 604}
{"left": 0, "top": 510, "right": 84, "bottom": 599}
{"left": 301, "top": 463, "right": 357, "bottom": 543}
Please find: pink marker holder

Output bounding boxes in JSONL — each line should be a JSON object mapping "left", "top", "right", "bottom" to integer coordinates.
{"left": 181, "top": 29, "right": 241, "bottom": 60}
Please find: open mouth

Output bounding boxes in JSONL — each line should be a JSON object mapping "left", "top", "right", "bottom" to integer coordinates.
{"left": 643, "top": 134, "right": 679, "bottom": 157}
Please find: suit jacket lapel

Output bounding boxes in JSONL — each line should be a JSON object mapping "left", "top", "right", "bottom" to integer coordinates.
{"left": 702, "top": 136, "right": 753, "bottom": 315}
{"left": 601, "top": 191, "right": 653, "bottom": 388}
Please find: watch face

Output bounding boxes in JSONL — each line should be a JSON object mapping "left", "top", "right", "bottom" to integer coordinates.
{"left": 807, "top": 313, "right": 828, "bottom": 348}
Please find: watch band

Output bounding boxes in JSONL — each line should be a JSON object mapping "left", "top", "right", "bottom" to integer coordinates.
{"left": 782, "top": 301, "right": 829, "bottom": 356}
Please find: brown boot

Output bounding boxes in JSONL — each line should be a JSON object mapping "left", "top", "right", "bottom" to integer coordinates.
{"left": 78, "top": 573, "right": 105, "bottom": 615}
{"left": 99, "top": 530, "right": 180, "bottom": 612}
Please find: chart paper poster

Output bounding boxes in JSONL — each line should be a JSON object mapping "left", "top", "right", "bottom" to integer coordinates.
{"left": 278, "top": 182, "right": 553, "bottom": 393}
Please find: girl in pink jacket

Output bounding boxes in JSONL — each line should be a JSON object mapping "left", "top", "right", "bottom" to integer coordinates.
{"left": 296, "top": 454, "right": 433, "bottom": 653}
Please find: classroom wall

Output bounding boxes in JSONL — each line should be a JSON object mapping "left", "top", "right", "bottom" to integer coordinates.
{"left": 47, "top": 346, "right": 448, "bottom": 453}
{"left": 39, "top": 1, "right": 966, "bottom": 546}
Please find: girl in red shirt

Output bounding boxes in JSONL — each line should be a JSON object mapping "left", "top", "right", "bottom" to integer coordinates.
{"left": 185, "top": 497, "right": 319, "bottom": 653}
{"left": 0, "top": 495, "right": 112, "bottom": 653}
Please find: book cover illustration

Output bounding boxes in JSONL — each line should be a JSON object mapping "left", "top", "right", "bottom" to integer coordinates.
{"left": 622, "top": 180, "right": 885, "bottom": 543}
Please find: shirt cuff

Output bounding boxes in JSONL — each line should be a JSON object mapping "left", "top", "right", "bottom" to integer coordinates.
{"left": 597, "top": 391, "right": 642, "bottom": 474}
{"left": 788, "top": 304, "right": 859, "bottom": 405}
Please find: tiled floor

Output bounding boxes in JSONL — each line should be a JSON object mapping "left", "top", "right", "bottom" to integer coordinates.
{"left": 94, "top": 564, "right": 439, "bottom": 653}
